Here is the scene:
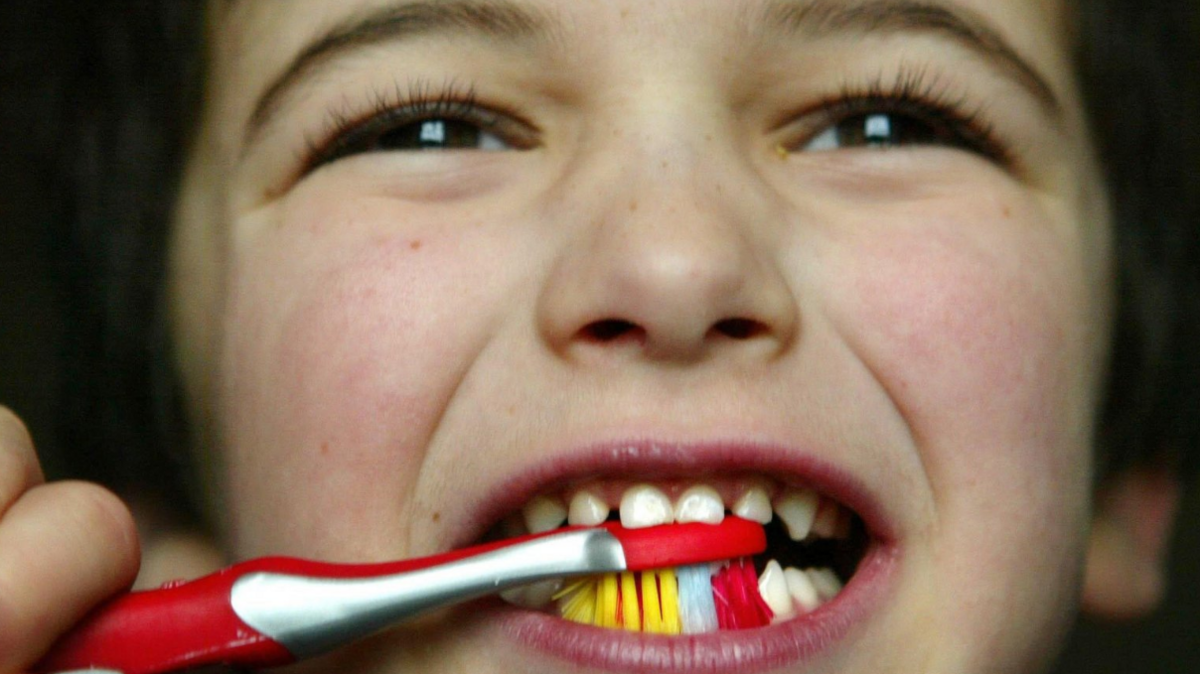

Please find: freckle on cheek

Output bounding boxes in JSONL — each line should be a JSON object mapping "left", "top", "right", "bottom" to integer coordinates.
{"left": 409, "top": 239, "right": 423, "bottom": 250}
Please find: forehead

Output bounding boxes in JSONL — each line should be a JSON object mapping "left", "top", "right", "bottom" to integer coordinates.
{"left": 209, "top": 0, "right": 1073, "bottom": 89}
{"left": 201, "top": 0, "right": 1078, "bottom": 168}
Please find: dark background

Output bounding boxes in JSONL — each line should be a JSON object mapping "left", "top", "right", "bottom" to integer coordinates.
{"left": 0, "top": 5, "right": 1196, "bottom": 673}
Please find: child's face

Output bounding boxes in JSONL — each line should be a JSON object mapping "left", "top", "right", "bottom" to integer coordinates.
{"left": 172, "top": 1, "right": 1112, "bottom": 672}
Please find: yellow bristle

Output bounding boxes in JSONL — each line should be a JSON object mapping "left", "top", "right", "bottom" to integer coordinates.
{"left": 659, "top": 568, "right": 681, "bottom": 634}
{"left": 556, "top": 579, "right": 598, "bottom": 625}
{"left": 598, "top": 573, "right": 620, "bottom": 628}
{"left": 554, "top": 568, "right": 683, "bottom": 633}
{"left": 642, "top": 570, "right": 663, "bottom": 633}
{"left": 620, "top": 572, "right": 641, "bottom": 630}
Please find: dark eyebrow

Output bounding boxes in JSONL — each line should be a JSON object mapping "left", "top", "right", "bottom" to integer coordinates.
{"left": 751, "top": 0, "right": 1063, "bottom": 121}
{"left": 243, "top": 0, "right": 557, "bottom": 152}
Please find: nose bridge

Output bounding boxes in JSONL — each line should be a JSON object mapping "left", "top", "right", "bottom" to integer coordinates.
{"left": 606, "top": 147, "right": 759, "bottom": 308}
{"left": 537, "top": 104, "right": 799, "bottom": 363}
{"left": 599, "top": 83, "right": 764, "bottom": 287}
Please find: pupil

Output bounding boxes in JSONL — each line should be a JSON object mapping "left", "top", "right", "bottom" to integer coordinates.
{"left": 380, "top": 118, "right": 482, "bottom": 150}
{"left": 863, "top": 114, "right": 893, "bottom": 146}
{"left": 418, "top": 120, "right": 446, "bottom": 146}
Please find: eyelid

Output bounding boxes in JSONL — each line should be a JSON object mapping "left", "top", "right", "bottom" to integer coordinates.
{"left": 301, "top": 80, "right": 539, "bottom": 174}
{"left": 777, "top": 68, "right": 1016, "bottom": 169}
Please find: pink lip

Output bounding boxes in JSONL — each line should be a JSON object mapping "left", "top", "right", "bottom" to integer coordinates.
{"left": 455, "top": 440, "right": 901, "bottom": 673}
{"left": 497, "top": 542, "right": 896, "bottom": 673}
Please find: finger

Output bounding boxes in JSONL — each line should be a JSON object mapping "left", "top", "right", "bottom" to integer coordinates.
{"left": 0, "top": 481, "right": 140, "bottom": 673}
{"left": 0, "top": 406, "right": 46, "bottom": 515}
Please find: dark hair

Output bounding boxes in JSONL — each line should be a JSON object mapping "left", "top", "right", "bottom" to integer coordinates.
{"left": 10, "top": 1, "right": 1199, "bottom": 513}
{"left": 1076, "top": 4, "right": 1200, "bottom": 477}
{"left": 1, "top": 1, "right": 206, "bottom": 515}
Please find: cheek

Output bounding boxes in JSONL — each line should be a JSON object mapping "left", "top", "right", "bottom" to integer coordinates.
{"left": 216, "top": 192, "right": 503, "bottom": 558}
{"left": 824, "top": 193, "right": 1097, "bottom": 663}
{"left": 834, "top": 196, "right": 1092, "bottom": 489}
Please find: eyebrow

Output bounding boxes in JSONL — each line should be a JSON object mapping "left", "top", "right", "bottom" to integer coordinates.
{"left": 243, "top": 0, "right": 557, "bottom": 151}
{"left": 751, "top": 0, "right": 1063, "bottom": 120}
{"left": 243, "top": 0, "right": 1064, "bottom": 153}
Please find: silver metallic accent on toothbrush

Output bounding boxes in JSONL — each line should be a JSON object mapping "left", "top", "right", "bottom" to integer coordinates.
{"left": 51, "top": 670, "right": 124, "bottom": 674}
{"left": 230, "top": 527, "right": 628, "bottom": 658}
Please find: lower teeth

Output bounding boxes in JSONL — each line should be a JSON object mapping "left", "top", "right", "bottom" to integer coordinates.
{"left": 545, "top": 557, "right": 844, "bottom": 634}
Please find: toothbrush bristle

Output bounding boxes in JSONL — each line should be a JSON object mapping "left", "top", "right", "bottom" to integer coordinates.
{"left": 554, "top": 558, "right": 770, "bottom": 634}
{"left": 677, "top": 564, "right": 718, "bottom": 633}
{"left": 712, "top": 559, "right": 773, "bottom": 630}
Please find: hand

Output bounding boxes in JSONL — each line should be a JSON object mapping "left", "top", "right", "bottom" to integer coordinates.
{"left": 0, "top": 406, "right": 140, "bottom": 673}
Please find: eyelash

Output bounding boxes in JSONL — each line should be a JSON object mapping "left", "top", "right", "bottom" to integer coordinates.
{"left": 301, "top": 69, "right": 1010, "bottom": 175}
{"left": 302, "top": 79, "right": 530, "bottom": 174}
{"left": 803, "top": 68, "right": 1012, "bottom": 166}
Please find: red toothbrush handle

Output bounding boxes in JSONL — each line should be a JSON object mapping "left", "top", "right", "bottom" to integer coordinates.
{"left": 34, "top": 519, "right": 766, "bottom": 673}
{"left": 33, "top": 567, "right": 294, "bottom": 674}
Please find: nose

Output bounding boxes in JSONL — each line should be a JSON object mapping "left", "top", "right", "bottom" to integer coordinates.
{"left": 536, "top": 147, "right": 799, "bottom": 365}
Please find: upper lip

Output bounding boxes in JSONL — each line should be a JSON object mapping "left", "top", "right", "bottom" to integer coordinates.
{"left": 453, "top": 438, "right": 897, "bottom": 551}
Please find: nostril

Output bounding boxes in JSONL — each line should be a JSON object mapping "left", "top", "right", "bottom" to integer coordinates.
{"left": 712, "top": 318, "right": 767, "bottom": 340}
{"left": 581, "top": 318, "right": 643, "bottom": 343}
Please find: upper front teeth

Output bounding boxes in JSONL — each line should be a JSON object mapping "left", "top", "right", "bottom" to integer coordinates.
{"left": 517, "top": 481, "right": 852, "bottom": 540}
{"left": 523, "top": 494, "right": 567, "bottom": 534}
{"left": 773, "top": 488, "right": 819, "bottom": 540}
{"left": 673, "top": 485, "right": 724, "bottom": 524}
{"left": 732, "top": 486, "right": 772, "bottom": 524}
{"left": 568, "top": 490, "right": 610, "bottom": 526}
{"left": 620, "top": 484, "right": 674, "bottom": 528}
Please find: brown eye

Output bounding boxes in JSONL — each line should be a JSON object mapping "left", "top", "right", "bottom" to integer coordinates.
{"left": 801, "top": 111, "right": 960, "bottom": 149}
{"left": 306, "top": 88, "right": 537, "bottom": 173}
{"left": 803, "top": 111, "right": 973, "bottom": 152}
{"left": 374, "top": 118, "right": 510, "bottom": 152}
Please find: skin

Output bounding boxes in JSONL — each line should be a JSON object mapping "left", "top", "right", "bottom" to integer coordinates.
{"left": 168, "top": 0, "right": 1113, "bottom": 671}
{"left": 0, "top": 0, "right": 1170, "bottom": 673}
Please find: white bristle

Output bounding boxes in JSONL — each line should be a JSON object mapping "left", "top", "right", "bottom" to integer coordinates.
{"left": 677, "top": 564, "right": 718, "bottom": 634}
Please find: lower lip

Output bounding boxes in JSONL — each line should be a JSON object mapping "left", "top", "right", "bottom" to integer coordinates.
{"left": 492, "top": 541, "right": 898, "bottom": 674}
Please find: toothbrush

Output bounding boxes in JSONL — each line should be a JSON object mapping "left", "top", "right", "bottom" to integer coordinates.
{"left": 35, "top": 517, "right": 764, "bottom": 674}
{"left": 555, "top": 557, "right": 775, "bottom": 634}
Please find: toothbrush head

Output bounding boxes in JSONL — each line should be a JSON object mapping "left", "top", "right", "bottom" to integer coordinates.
{"left": 602, "top": 517, "right": 766, "bottom": 571}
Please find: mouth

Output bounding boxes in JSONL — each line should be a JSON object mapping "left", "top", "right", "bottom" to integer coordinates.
{"left": 464, "top": 441, "right": 899, "bottom": 673}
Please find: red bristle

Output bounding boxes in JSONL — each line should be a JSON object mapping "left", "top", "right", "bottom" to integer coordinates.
{"left": 741, "top": 560, "right": 774, "bottom": 626}
{"left": 712, "top": 568, "right": 735, "bottom": 629}
{"left": 636, "top": 571, "right": 645, "bottom": 615}
{"left": 711, "top": 560, "right": 773, "bottom": 630}
{"left": 729, "top": 561, "right": 759, "bottom": 628}
{"left": 616, "top": 579, "right": 624, "bottom": 628}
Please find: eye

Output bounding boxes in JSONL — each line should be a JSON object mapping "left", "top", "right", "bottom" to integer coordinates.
{"left": 305, "top": 84, "right": 536, "bottom": 173}
{"left": 788, "top": 71, "right": 1011, "bottom": 166}
{"left": 804, "top": 111, "right": 968, "bottom": 151}
{"left": 375, "top": 118, "right": 510, "bottom": 152}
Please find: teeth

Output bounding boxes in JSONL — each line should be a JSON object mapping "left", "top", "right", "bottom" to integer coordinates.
{"left": 732, "top": 486, "right": 773, "bottom": 524}
{"left": 773, "top": 488, "right": 820, "bottom": 540}
{"left": 568, "top": 490, "right": 610, "bottom": 526}
{"left": 809, "top": 498, "right": 843, "bottom": 539}
{"left": 499, "top": 578, "right": 563, "bottom": 608}
{"left": 806, "top": 568, "right": 844, "bottom": 602}
{"left": 673, "top": 485, "right": 725, "bottom": 524}
{"left": 757, "top": 560, "right": 795, "bottom": 623}
{"left": 522, "top": 495, "right": 567, "bottom": 534}
{"left": 783, "top": 567, "right": 822, "bottom": 613}
{"left": 620, "top": 484, "right": 673, "bottom": 528}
